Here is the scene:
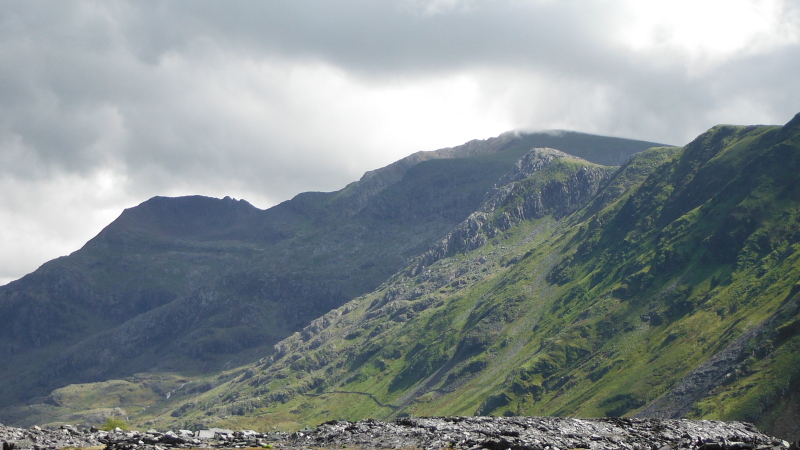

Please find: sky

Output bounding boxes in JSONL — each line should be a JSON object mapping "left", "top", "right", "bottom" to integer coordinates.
{"left": 1, "top": 0, "right": 799, "bottom": 286}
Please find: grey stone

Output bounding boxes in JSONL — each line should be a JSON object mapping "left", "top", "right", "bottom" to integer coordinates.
{"left": 0, "top": 416, "right": 792, "bottom": 450}
{"left": 209, "top": 428, "right": 234, "bottom": 436}
{"left": 197, "top": 430, "right": 215, "bottom": 439}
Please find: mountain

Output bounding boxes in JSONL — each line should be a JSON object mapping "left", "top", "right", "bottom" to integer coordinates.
{"left": 0, "top": 131, "right": 663, "bottom": 424}
{"left": 124, "top": 114, "right": 799, "bottom": 439}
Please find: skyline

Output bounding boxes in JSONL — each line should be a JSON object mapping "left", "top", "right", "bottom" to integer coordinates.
{"left": 1, "top": 0, "right": 799, "bottom": 285}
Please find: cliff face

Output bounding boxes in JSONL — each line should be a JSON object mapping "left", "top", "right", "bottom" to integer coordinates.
{"left": 0, "top": 130, "right": 661, "bottom": 422}
{"left": 414, "top": 148, "right": 616, "bottom": 270}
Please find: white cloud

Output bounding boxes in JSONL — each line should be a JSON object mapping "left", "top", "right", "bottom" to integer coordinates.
{"left": 400, "top": 0, "right": 479, "bottom": 16}
{"left": 117, "top": 51, "right": 515, "bottom": 199}
{"left": 616, "top": 0, "right": 800, "bottom": 73}
{"left": 0, "top": 50, "right": 516, "bottom": 284}
{"left": 0, "top": 169, "right": 131, "bottom": 286}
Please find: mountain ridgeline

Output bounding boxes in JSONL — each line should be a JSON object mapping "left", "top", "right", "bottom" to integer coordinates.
{"left": 145, "top": 114, "right": 799, "bottom": 438}
{"left": 0, "top": 131, "right": 662, "bottom": 421}
{"left": 2, "top": 116, "right": 799, "bottom": 440}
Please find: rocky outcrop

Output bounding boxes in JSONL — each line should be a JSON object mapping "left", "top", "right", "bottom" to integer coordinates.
{"left": 637, "top": 298, "right": 800, "bottom": 420}
{"left": 333, "top": 131, "right": 663, "bottom": 217}
{"left": 0, "top": 424, "right": 103, "bottom": 450}
{"left": 0, "top": 128, "right": 663, "bottom": 426}
{"left": 331, "top": 132, "right": 524, "bottom": 216}
{"left": 0, "top": 417, "right": 792, "bottom": 450}
{"left": 414, "top": 148, "right": 614, "bottom": 270}
{"left": 296, "top": 417, "right": 790, "bottom": 450}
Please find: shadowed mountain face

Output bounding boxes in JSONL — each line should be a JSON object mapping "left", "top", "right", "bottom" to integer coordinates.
{"left": 127, "top": 115, "right": 800, "bottom": 439}
{"left": 0, "top": 131, "right": 663, "bottom": 415}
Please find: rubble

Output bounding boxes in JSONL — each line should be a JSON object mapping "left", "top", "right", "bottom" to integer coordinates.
{"left": 1, "top": 416, "right": 796, "bottom": 450}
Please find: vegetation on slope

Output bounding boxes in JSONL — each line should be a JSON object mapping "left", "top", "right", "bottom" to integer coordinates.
{"left": 146, "top": 115, "right": 800, "bottom": 439}
{"left": 7, "top": 114, "right": 799, "bottom": 441}
{"left": 0, "top": 131, "right": 660, "bottom": 426}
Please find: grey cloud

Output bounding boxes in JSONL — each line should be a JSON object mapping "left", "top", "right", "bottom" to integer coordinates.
{"left": 135, "top": 0, "right": 798, "bottom": 143}
{"left": 1, "top": 2, "right": 353, "bottom": 199}
{"left": 1, "top": 0, "right": 799, "bottom": 284}
{"left": 3, "top": 0, "right": 798, "bottom": 182}
{"left": 122, "top": 1, "right": 617, "bottom": 75}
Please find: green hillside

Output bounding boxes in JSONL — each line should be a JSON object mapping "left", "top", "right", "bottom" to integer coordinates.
{"left": 144, "top": 115, "right": 800, "bottom": 439}
{"left": 0, "top": 131, "right": 661, "bottom": 425}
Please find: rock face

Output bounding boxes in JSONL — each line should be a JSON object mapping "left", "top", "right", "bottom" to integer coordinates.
{"left": 296, "top": 417, "right": 789, "bottom": 450}
{"left": 414, "top": 148, "right": 615, "bottom": 270}
{"left": 0, "top": 417, "right": 793, "bottom": 450}
{"left": 0, "top": 424, "right": 103, "bottom": 450}
{"left": 636, "top": 298, "right": 800, "bottom": 420}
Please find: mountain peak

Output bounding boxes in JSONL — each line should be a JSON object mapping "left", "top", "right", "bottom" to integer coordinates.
{"left": 96, "top": 195, "right": 261, "bottom": 242}
{"left": 11, "top": 124, "right": 794, "bottom": 435}
{"left": 784, "top": 111, "right": 800, "bottom": 130}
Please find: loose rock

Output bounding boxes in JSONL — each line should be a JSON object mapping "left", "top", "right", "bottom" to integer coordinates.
{"left": 0, "top": 417, "right": 792, "bottom": 450}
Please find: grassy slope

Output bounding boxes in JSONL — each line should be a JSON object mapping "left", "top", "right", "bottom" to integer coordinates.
{"left": 0, "top": 131, "right": 660, "bottom": 426}
{"left": 142, "top": 147, "right": 671, "bottom": 427}
{"left": 149, "top": 117, "right": 800, "bottom": 438}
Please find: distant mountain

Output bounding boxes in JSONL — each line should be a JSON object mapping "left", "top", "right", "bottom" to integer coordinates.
{"left": 128, "top": 114, "right": 800, "bottom": 439}
{"left": 0, "top": 130, "right": 663, "bottom": 423}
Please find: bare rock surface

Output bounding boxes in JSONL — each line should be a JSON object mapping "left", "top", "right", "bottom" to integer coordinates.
{"left": 290, "top": 417, "right": 790, "bottom": 450}
{"left": 1, "top": 417, "right": 796, "bottom": 450}
{"left": 0, "top": 424, "right": 103, "bottom": 450}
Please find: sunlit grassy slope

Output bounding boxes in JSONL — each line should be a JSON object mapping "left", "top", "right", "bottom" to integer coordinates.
{"left": 9, "top": 116, "right": 800, "bottom": 441}
{"left": 152, "top": 116, "right": 800, "bottom": 438}
{"left": 0, "top": 131, "right": 662, "bottom": 426}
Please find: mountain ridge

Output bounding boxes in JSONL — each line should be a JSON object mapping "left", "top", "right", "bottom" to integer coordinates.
{"left": 0, "top": 129, "right": 663, "bottom": 425}
{"left": 3, "top": 116, "right": 798, "bottom": 440}
{"left": 116, "top": 116, "right": 800, "bottom": 439}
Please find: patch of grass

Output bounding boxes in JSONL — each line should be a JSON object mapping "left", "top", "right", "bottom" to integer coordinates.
{"left": 100, "top": 417, "right": 130, "bottom": 431}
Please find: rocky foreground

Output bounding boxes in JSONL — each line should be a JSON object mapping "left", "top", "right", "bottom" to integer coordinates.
{"left": 1, "top": 417, "right": 798, "bottom": 450}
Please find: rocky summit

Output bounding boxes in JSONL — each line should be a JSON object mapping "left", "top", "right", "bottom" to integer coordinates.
{"left": 0, "top": 417, "right": 796, "bottom": 450}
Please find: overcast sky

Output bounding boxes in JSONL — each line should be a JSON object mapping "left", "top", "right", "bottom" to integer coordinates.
{"left": 1, "top": 0, "right": 799, "bottom": 285}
